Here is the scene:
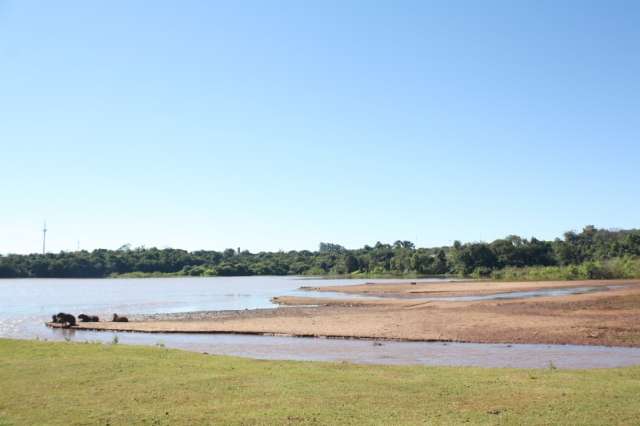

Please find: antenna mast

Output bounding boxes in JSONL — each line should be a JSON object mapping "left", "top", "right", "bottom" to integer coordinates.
{"left": 42, "top": 221, "right": 47, "bottom": 255}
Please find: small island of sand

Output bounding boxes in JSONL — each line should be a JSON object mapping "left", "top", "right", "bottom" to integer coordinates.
{"left": 51, "top": 279, "right": 640, "bottom": 348}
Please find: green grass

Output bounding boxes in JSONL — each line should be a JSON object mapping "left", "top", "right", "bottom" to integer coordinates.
{"left": 1, "top": 340, "right": 639, "bottom": 425}
{"left": 486, "top": 257, "right": 640, "bottom": 281}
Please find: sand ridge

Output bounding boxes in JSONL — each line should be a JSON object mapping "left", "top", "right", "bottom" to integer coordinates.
{"left": 51, "top": 279, "right": 640, "bottom": 347}
{"left": 300, "top": 278, "right": 632, "bottom": 298}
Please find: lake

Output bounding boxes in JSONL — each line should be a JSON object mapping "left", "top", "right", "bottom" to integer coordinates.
{"left": 2, "top": 276, "right": 640, "bottom": 369}
{"left": 0, "top": 276, "right": 447, "bottom": 339}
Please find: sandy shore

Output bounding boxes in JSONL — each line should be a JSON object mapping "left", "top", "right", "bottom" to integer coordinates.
{"left": 51, "top": 279, "right": 640, "bottom": 347}
{"left": 299, "top": 278, "right": 631, "bottom": 298}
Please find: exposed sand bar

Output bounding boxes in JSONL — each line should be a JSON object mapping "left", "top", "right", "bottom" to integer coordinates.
{"left": 54, "top": 279, "right": 640, "bottom": 347}
{"left": 300, "top": 278, "right": 633, "bottom": 298}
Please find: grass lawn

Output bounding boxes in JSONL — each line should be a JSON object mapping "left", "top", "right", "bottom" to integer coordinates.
{"left": 0, "top": 339, "right": 639, "bottom": 425}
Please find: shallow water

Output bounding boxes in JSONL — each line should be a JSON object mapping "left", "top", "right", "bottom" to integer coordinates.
{"left": 42, "top": 327, "right": 640, "bottom": 369}
{"left": 296, "top": 285, "right": 616, "bottom": 302}
{"left": 2, "top": 276, "right": 639, "bottom": 369}
{"left": 0, "top": 276, "right": 448, "bottom": 338}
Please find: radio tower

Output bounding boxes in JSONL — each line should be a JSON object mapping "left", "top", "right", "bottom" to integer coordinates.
{"left": 42, "top": 221, "right": 47, "bottom": 255}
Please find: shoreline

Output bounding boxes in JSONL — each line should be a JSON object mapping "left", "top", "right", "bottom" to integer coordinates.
{"left": 4, "top": 338, "right": 640, "bottom": 424}
{"left": 47, "top": 279, "right": 640, "bottom": 348}
{"left": 298, "top": 278, "right": 630, "bottom": 297}
{"left": 44, "top": 321, "right": 640, "bottom": 349}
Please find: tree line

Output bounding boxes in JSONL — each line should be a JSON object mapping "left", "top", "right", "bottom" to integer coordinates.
{"left": 1, "top": 226, "right": 639, "bottom": 279}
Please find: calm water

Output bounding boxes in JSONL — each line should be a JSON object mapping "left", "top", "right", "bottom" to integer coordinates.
{"left": 2, "top": 276, "right": 639, "bottom": 369}
{"left": 0, "top": 276, "right": 449, "bottom": 339}
{"left": 295, "top": 285, "right": 617, "bottom": 303}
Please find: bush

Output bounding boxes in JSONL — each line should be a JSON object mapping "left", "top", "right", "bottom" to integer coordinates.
{"left": 471, "top": 267, "right": 493, "bottom": 278}
{"left": 490, "top": 257, "right": 640, "bottom": 281}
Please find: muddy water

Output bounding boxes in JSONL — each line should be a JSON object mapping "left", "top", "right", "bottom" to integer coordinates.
{"left": 297, "top": 285, "right": 619, "bottom": 302}
{"left": 43, "top": 327, "right": 640, "bottom": 369}
{"left": 2, "top": 276, "right": 640, "bottom": 369}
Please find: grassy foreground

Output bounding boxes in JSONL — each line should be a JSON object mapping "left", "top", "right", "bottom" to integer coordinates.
{"left": 1, "top": 340, "right": 639, "bottom": 425}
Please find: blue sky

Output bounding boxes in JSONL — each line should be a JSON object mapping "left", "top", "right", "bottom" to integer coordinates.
{"left": 1, "top": 1, "right": 639, "bottom": 254}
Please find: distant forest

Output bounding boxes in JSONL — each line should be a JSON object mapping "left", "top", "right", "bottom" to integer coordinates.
{"left": 1, "top": 226, "right": 640, "bottom": 280}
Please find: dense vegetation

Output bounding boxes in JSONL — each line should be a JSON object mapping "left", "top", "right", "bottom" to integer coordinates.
{"left": 2, "top": 339, "right": 640, "bottom": 425}
{"left": 1, "top": 226, "right": 639, "bottom": 279}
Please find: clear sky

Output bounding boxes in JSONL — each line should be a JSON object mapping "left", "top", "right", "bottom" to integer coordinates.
{"left": 1, "top": 1, "right": 639, "bottom": 254}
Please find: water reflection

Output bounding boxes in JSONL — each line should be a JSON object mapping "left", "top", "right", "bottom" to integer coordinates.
{"left": 2, "top": 276, "right": 638, "bottom": 368}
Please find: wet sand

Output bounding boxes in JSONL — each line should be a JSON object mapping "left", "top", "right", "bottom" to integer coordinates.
{"left": 53, "top": 279, "right": 640, "bottom": 347}
{"left": 300, "top": 278, "right": 632, "bottom": 298}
